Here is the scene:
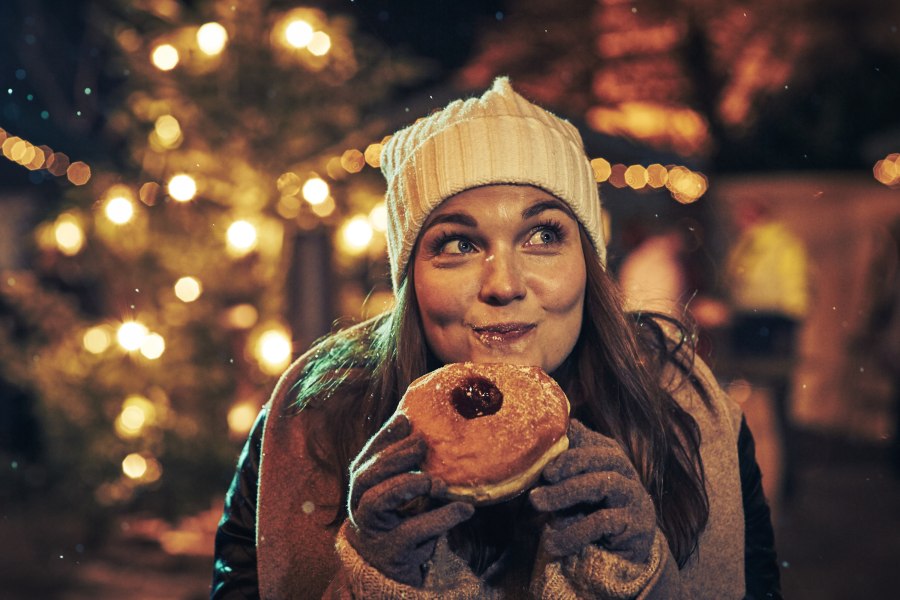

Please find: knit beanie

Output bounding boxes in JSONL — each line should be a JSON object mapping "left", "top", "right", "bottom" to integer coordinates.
{"left": 380, "top": 76, "right": 605, "bottom": 291}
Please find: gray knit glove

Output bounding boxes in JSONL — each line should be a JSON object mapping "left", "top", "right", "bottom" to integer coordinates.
{"left": 345, "top": 413, "right": 475, "bottom": 587}
{"left": 529, "top": 419, "right": 657, "bottom": 564}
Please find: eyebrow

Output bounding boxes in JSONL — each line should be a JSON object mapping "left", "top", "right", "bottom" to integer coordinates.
{"left": 422, "top": 212, "right": 478, "bottom": 231}
{"left": 522, "top": 199, "right": 574, "bottom": 220}
{"left": 422, "top": 198, "right": 573, "bottom": 233}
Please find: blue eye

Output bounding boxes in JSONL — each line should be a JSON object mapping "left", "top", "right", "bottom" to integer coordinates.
{"left": 428, "top": 232, "right": 477, "bottom": 256}
{"left": 527, "top": 222, "right": 564, "bottom": 246}
{"left": 446, "top": 239, "right": 475, "bottom": 254}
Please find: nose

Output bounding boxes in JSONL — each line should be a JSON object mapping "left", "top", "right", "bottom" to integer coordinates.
{"left": 478, "top": 251, "right": 526, "bottom": 305}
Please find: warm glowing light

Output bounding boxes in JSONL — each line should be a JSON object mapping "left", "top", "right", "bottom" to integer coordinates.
{"left": 83, "top": 326, "right": 112, "bottom": 354}
{"left": 339, "top": 215, "right": 374, "bottom": 254}
{"left": 54, "top": 216, "right": 85, "bottom": 255}
{"left": 197, "top": 22, "right": 228, "bottom": 55}
{"left": 255, "top": 328, "right": 292, "bottom": 374}
{"left": 167, "top": 174, "right": 197, "bottom": 202}
{"left": 152, "top": 44, "right": 180, "bottom": 70}
{"left": 46, "top": 151, "right": 69, "bottom": 176}
{"left": 67, "top": 161, "right": 91, "bottom": 185}
{"left": 364, "top": 143, "right": 383, "bottom": 168}
{"left": 608, "top": 164, "right": 627, "bottom": 189}
{"left": 340, "top": 149, "right": 365, "bottom": 173}
{"left": 115, "top": 394, "right": 157, "bottom": 438}
{"left": 119, "top": 405, "right": 147, "bottom": 434}
{"left": 873, "top": 153, "right": 900, "bottom": 187}
{"left": 311, "top": 196, "right": 335, "bottom": 218}
{"left": 307, "top": 31, "right": 331, "bottom": 56}
{"left": 122, "top": 453, "right": 148, "bottom": 479}
{"left": 227, "top": 401, "right": 258, "bottom": 435}
{"left": 227, "top": 220, "right": 258, "bottom": 254}
{"left": 117, "top": 321, "right": 149, "bottom": 352}
{"left": 154, "top": 115, "right": 182, "bottom": 148}
{"left": 139, "top": 182, "right": 161, "bottom": 206}
{"left": 224, "top": 304, "right": 258, "bottom": 329}
{"left": 591, "top": 158, "right": 611, "bottom": 182}
{"left": 368, "top": 203, "right": 388, "bottom": 232}
{"left": 586, "top": 103, "right": 709, "bottom": 156}
{"left": 140, "top": 333, "right": 166, "bottom": 360}
{"left": 276, "top": 172, "right": 302, "bottom": 196}
{"left": 285, "top": 20, "right": 314, "bottom": 48}
{"left": 105, "top": 196, "right": 135, "bottom": 224}
{"left": 27, "top": 145, "right": 46, "bottom": 170}
{"left": 174, "top": 276, "right": 202, "bottom": 302}
{"left": 301, "top": 177, "right": 329, "bottom": 205}
{"left": 277, "top": 195, "right": 301, "bottom": 219}
{"left": 624, "top": 165, "right": 649, "bottom": 190}
{"left": 646, "top": 164, "right": 668, "bottom": 188}
{"left": 666, "top": 167, "right": 708, "bottom": 204}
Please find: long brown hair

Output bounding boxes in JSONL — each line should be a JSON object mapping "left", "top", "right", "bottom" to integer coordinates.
{"left": 294, "top": 227, "right": 710, "bottom": 567}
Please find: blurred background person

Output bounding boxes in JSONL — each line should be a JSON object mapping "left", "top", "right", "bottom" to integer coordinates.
{"left": 617, "top": 223, "right": 691, "bottom": 316}
{"left": 724, "top": 199, "right": 811, "bottom": 507}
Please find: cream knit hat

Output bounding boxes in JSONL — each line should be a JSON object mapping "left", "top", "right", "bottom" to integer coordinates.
{"left": 380, "top": 76, "right": 605, "bottom": 291}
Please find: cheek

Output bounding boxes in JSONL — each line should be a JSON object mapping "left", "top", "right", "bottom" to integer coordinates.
{"left": 534, "top": 257, "right": 586, "bottom": 313}
{"left": 414, "top": 264, "right": 469, "bottom": 326}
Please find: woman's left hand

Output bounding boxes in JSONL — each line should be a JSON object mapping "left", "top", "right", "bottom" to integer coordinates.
{"left": 529, "top": 418, "right": 657, "bottom": 563}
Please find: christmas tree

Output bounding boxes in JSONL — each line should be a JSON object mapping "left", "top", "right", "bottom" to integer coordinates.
{"left": 1, "top": 0, "right": 421, "bottom": 521}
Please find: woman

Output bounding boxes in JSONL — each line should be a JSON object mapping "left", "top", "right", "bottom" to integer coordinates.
{"left": 212, "top": 77, "right": 780, "bottom": 599}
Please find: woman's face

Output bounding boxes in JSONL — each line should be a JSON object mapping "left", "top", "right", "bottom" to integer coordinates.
{"left": 413, "top": 184, "right": 587, "bottom": 373}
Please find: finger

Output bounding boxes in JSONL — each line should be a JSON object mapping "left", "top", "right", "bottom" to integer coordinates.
{"left": 428, "top": 478, "right": 449, "bottom": 500}
{"left": 350, "top": 436, "right": 427, "bottom": 508}
{"left": 531, "top": 471, "right": 648, "bottom": 513}
{"left": 353, "top": 472, "right": 432, "bottom": 531}
{"left": 541, "top": 446, "right": 637, "bottom": 484}
{"left": 352, "top": 413, "right": 412, "bottom": 468}
{"left": 542, "top": 508, "right": 629, "bottom": 558}
{"left": 394, "top": 501, "right": 475, "bottom": 545}
{"left": 530, "top": 471, "right": 618, "bottom": 512}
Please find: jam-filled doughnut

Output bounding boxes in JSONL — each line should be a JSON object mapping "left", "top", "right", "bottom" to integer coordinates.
{"left": 397, "top": 362, "right": 570, "bottom": 504}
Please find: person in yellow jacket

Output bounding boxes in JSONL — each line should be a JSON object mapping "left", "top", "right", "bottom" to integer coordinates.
{"left": 725, "top": 200, "right": 810, "bottom": 504}
{"left": 726, "top": 202, "right": 809, "bottom": 326}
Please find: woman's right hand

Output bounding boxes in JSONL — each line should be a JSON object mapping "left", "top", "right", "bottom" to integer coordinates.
{"left": 345, "top": 413, "right": 475, "bottom": 587}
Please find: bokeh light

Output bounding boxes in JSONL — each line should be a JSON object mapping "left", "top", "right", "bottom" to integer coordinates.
{"left": 224, "top": 304, "right": 258, "bottom": 329}
{"left": 114, "top": 394, "right": 157, "bottom": 438}
{"left": 105, "top": 195, "right": 136, "bottom": 225}
{"left": 339, "top": 215, "right": 374, "bottom": 255}
{"left": 140, "top": 333, "right": 166, "bottom": 360}
{"left": 307, "top": 31, "right": 331, "bottom": 56}
{"left": 276, "top": 171, "right": 302, "bottom": 196}
{"left": 197, "top": 22, "right": 228, "bottom": 56}
{"left": 167, "top": 174, "right": 197, "bottom": 202}
{"left": 591, "top": 158, "right": 612, "bottom": 182}
{"left": 227, "top": 401, "right": 258, "bottom": 436}
{"left": 226, "top": 220, "right": 258, "bottom": 255}
{"left": 302, "top": 176, "right": 329, "bottom": 205}
{"left": 151, "top": 44, "right": 180, "bottom": 71}
{"left": 154, "top": 115, "right": 182, "bottom": 149}
{"left": 117, "top": 321, "right": 149, "bottom": 352}
{"left": 368, "top": 202, "right": 388, "bottom": 233}
{"left": 54, "top": 215, "right": 85, "bottom": 255}
{"left": 284, "top": 19, "right": 314, "bottom": 48}
{"left": 174, "top": 276, "right": 202, "bottom": 302}
{"left": 83, "top": 325, "right": 113, "bottom": 354}
{"left": 255, "top": 327, "right": 292, "bottom": 375}
{"left": 122, "top": 453, "right": 148, "bottom": 479}
{"left": 67, "top": 161, "right": 91, "bottom": 185}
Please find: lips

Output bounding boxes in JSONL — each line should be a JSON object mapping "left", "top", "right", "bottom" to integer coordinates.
{"left": 471, "top": 322, "right": 536, "bottom": 347}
